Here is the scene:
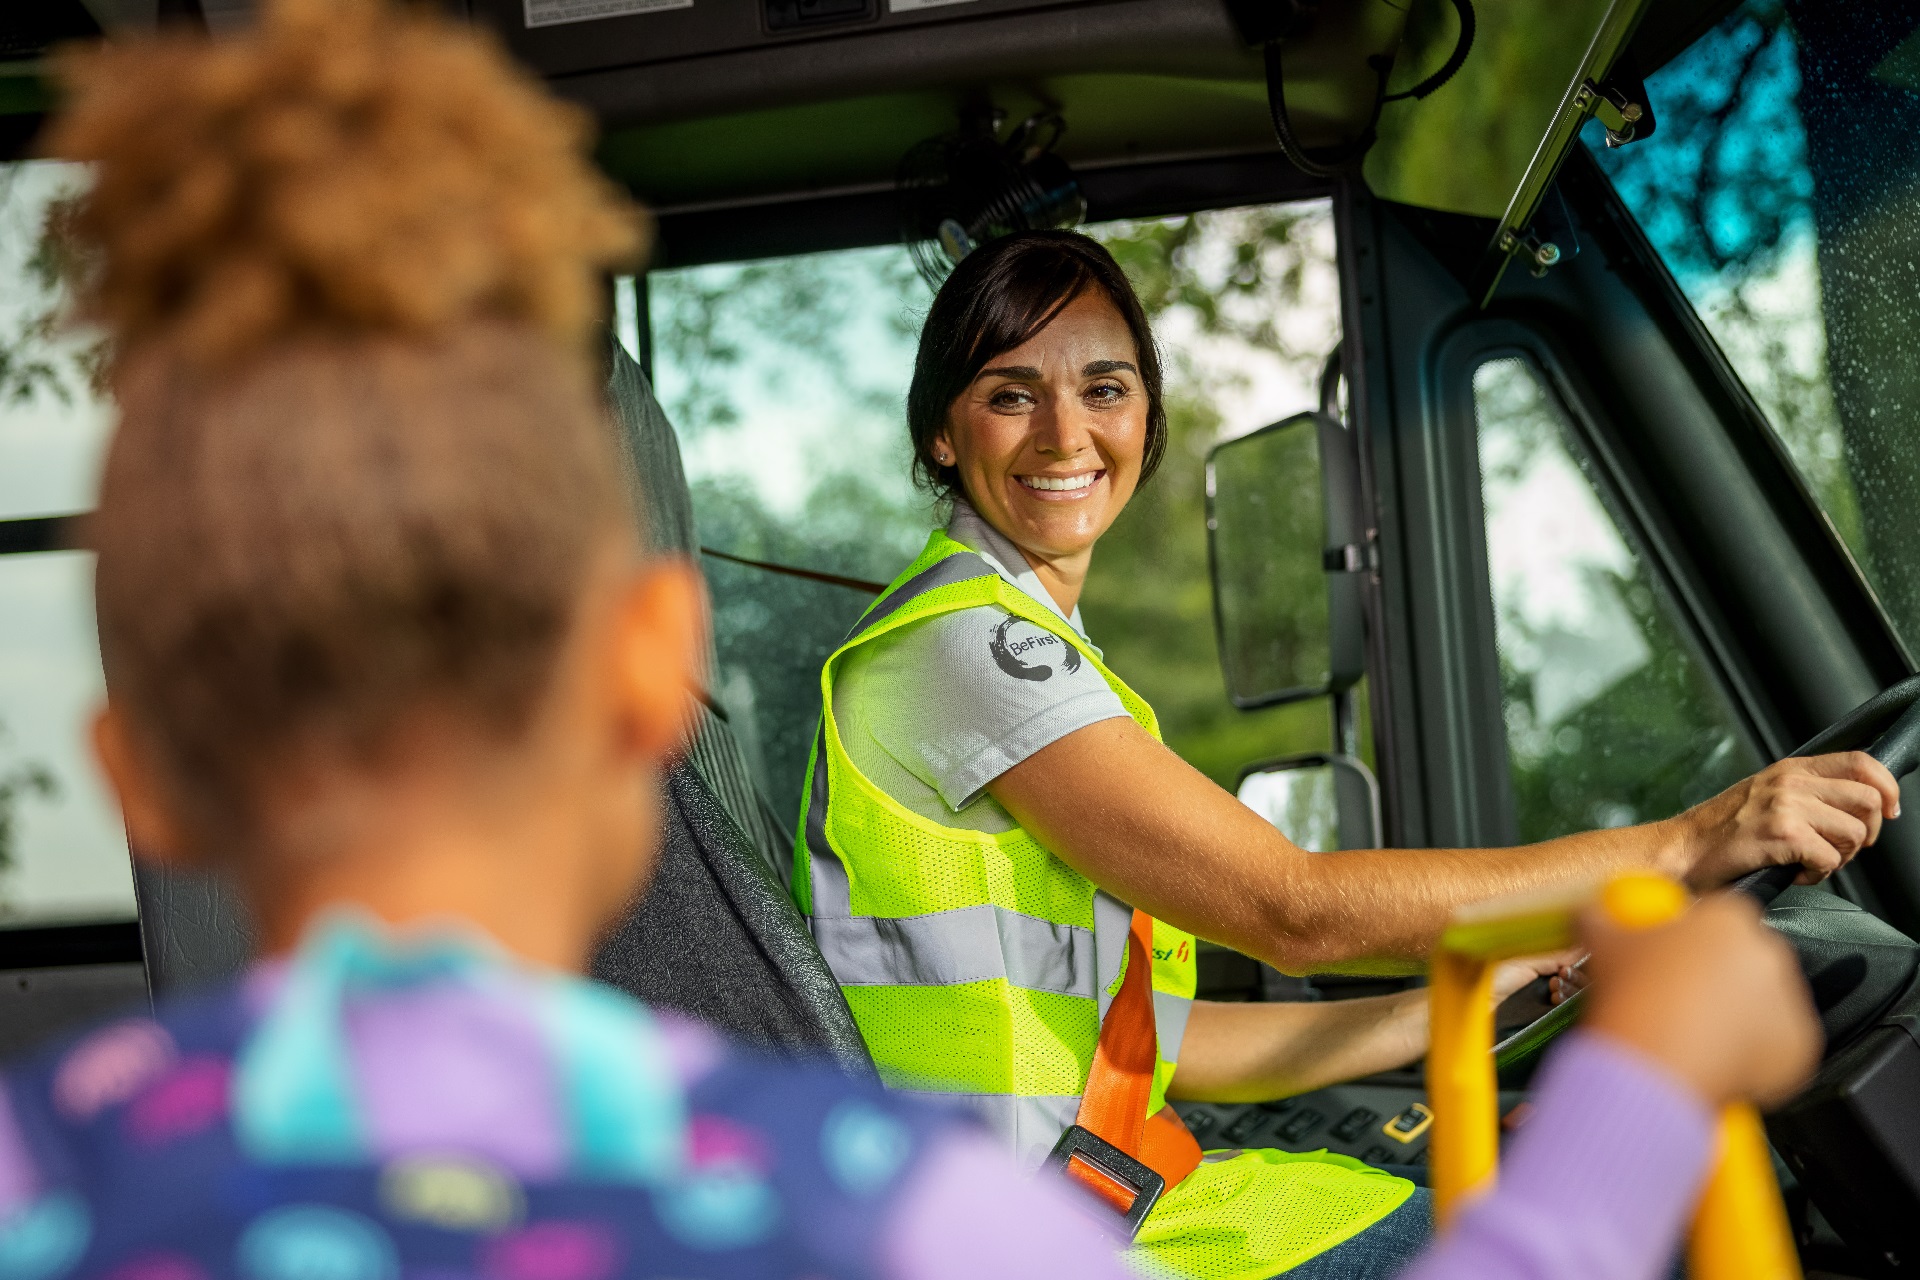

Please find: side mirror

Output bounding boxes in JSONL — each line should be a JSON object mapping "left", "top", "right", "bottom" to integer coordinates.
{"left": 1236, "top": 753, "right": 1382, "bottom": 852}
{"left": 1206, "top": 407, "right": 1367, "bottom": 709}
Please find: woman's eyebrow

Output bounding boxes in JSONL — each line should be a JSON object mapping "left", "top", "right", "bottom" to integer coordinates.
{"left": 1084, "top": 360, "right": 1137, "bottom": 376}
{"left": 978, "top": 364, "right": 1043, "bottom": 381}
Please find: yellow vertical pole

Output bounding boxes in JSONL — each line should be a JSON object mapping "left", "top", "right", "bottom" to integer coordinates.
{"left": 1426, "top": 946, "right": 1498, "bottom": 1226}
{"left": 1689, "top": 1103, "right": 1801, "bottom": 1280}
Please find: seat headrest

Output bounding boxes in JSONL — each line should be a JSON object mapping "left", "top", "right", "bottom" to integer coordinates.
{"left": 604, "top": 332, "right": 698, "bottom": 559}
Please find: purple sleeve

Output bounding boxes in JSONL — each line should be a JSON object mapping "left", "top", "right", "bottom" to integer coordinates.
{"left": 878, "top": 1129, "right": 1136, "bottom": 1280}
{"left": 1400, "top": 1032, "right": 1717, "bottom": 1280}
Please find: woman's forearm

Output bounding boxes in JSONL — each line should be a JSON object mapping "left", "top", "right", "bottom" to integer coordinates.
{"left": 993, "top": 717, "right": 1888, "bottom": 975}
{"left": 995, "top": 721, "right": 1686, "bottom": 972}
{"left": 1164, "top": 994, "right": 1429, "bottom": 1105}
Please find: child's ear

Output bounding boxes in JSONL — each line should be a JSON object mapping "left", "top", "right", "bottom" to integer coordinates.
{"left": 91, "top": 704, "right": 199, "bottom": 870}
{"left": 613, "top": 558, "right": 708, "bottom": 757}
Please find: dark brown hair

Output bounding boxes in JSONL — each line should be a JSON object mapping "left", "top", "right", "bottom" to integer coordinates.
{"left": 50, "top": 0, "right": 643, "bottom": 839}
{"left": 906, "top": 230, "right": 1165, "bottom": 502}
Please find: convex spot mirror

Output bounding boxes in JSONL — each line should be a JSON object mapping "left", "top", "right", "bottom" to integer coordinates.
{"left": 1237, "top": 753, "right": 1382, "bottom": 852}
{"left": 1207, "top": 409, "right": 1367, "bottom": 708}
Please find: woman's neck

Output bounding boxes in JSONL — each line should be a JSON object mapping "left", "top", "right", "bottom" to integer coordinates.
{"left": 1016, "top": 544, "right": 1091, "bottom": 617}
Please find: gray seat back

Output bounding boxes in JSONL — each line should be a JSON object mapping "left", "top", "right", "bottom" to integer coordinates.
{"left": 586, "top": 336, "right": 870, "bottom": 1072}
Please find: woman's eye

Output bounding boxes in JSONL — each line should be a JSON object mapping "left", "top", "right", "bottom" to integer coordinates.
{"left": 1086, "top": 383, "right": 1126, "bottom": 405}
{"left": 990, "top": 388, "right": 1034, "bottom": 410}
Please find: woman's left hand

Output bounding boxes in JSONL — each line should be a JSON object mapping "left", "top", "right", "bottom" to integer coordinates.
{"left": 1492, "top": 949, "right": 1584, "bottom": 1006}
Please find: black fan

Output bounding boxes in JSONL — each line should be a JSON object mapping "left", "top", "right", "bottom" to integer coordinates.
{"left": 898, "top": 108, "right": 1088, "bottom": 289}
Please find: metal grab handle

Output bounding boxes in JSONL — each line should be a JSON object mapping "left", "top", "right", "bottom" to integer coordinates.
{"left": 1426, "top": 873, "right": 1801, "bottom": 1278}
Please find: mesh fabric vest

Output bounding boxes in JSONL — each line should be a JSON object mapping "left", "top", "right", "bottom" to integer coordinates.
{"left": 796, "top": 530, "right": 1414, "bottom": 1279}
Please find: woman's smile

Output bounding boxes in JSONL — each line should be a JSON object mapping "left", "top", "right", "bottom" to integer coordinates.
{"left": 1016, "top": 469, "right": 1106, "bottom": 498}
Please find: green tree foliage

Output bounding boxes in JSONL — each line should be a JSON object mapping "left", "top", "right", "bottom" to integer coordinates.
{"left": 1476, "top": 359, "right": 1760, "bottom": 843}
{"left": 0, "top": 170, "right": 102, "bottom": 409}
{"left": 0, "top": 722, "right": 57, "bottom": 894}
{"left": 1500, "top": 567, "right": 1757, "bottom": 841}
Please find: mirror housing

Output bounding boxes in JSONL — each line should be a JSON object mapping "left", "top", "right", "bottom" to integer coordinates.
{"left": 1236, "top": 752, "right": 1382, "bottom": 852}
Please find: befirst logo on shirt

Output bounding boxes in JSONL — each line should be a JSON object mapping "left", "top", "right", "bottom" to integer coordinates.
{"left": 988, "top": 617, "right": 1082, "bottom": 682}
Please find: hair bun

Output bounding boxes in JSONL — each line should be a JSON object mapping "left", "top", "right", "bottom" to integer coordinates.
{"left": 46, "top": 0, "right": 644, "bottom": 372}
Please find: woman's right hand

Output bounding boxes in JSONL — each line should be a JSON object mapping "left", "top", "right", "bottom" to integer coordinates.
{"left": 1578, "top": 893, "right": 1821, "bottom": 1109}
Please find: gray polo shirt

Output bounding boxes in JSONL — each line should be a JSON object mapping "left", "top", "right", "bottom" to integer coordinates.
{"left": 831, "top": 501, "right": 1130, "bottom": 834}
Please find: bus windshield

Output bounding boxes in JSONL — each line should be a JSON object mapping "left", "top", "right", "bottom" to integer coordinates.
{"left": 1593, "top": 0, "right": 1920, "bottom": 657}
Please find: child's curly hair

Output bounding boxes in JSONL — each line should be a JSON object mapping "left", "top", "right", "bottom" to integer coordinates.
{"left": 51, "top": 0, "right": 652, "bottom": 845}
{"left": 47, "top": 0, "right": 642, "bottom": 369}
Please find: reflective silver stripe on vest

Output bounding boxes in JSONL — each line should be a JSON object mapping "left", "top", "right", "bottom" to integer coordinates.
{"left": 803, "top": 731, "right": 852, "bottom": 919}
{"left": 1154, "top": 990, "right": 1194, "bottom": 1063}
{"left": 814, "top": 905, "right": 1096, "bottom": 996}
{"left": 909, "top": 1091, "right": 1082, "bottom": 1171}
{"left": 803, "top": 550, "right": 998, "bottom": 924}
{"left": 848, "top": 550, "right": 996, "bottom": 644}
{"left": 1092, "top": 889, "right": 1130, "bottom": 1022}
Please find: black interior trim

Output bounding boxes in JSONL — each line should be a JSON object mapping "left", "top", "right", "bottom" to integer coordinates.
{"left": 0, "top": 516, "right": 78, "bottom": 556}
{"left": 0, "top": 921, "right": 143, "bottom": 969}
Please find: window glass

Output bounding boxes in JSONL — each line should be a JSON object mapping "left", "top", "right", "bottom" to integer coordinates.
{"left": 646, "top": 202, "right": 1346, "bottom": 824}
{"left": 0, "top": 552, "right": 134, "bottom": 926}
{"left": 1590, "top": 0, "right": 1920, "bottom": 651}
{"left": 0, "top": 161, "right": 110, "bottom": 520}
{"left": 1475, "top": 357, "right": 1761, "bottom": 841}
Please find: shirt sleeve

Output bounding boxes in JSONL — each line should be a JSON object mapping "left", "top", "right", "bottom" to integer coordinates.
{"left": 1398, "top": 1031, "right": 1717, "bottom": 1280}
{"left": 879, "top": 1128, "right": 1136, "bottom": 1280}
{"left": 849, "top": 604, "right": 1130, "bottom": 811}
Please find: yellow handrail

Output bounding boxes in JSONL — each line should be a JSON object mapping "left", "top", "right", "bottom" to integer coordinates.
{"left": 1425, "top": 872, "right": 1801, "bottom": 1279}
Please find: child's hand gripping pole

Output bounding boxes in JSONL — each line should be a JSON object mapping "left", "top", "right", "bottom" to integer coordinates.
{"left": 1426, "top": 872, "right": 1802, "bottom": 1280}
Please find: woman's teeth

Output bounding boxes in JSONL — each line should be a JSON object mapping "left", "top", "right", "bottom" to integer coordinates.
{"left": 1020, "top": 472, "right": 1100, "bottom": 492}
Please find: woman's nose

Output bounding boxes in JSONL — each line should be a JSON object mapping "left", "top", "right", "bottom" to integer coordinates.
{"left": 1030, "top": 396, "right": 1095, "bottom": 457}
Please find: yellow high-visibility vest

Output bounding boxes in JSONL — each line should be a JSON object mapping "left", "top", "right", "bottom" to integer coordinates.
{"left": 797, "top": 529, "right": 1414, "bottom": 1279}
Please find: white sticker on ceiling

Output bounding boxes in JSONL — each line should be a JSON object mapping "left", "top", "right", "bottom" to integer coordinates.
{"left": 887, "top": 0, "right": 978, "bottom": 10}
{"left": 524, "top": 0, "right": 692, "bottom": 29}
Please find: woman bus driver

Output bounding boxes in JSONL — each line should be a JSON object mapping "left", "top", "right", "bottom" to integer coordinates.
{"left": 795, "top": 231, "right": 1898, "bottom": 1279}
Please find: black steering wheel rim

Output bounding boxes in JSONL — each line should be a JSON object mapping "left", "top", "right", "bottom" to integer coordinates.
{"left": 1493, "top": 673, "right": 1920, "bottom": 1074}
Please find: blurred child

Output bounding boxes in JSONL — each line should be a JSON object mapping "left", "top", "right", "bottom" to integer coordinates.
{"left": 0, "top": 4, "right": 1819, "bottom": 1279}
{"left": 5, "top": 3, "right": 1133, "bottom": 1275}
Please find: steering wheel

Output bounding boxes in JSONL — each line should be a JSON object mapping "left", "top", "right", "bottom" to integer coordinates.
{"left": 1493, "top": 673, "right": 1920, "bottom": 1076}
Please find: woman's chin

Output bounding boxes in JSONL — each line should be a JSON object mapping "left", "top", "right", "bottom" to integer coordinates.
{"left": 999, "top": 507, "right": 1109, "bottom": 561}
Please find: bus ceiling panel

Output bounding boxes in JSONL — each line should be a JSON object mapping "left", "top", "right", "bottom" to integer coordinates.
{"left": 508, "top": 0, "right": 1252, "bottom": 124}
{"left": 647, "top": 148, "right": 1327, "bottom": 268}
{"left": 599, "top": 70, "right": 1279, "bottom": 212}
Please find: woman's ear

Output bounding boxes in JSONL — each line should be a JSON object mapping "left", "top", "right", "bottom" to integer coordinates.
{"left": 91, "top": 704, "right": 198, "bottom": 870}
{"left": 612, "top": 558, "right": 709, "bottom": 758}
{"left": 931, "top": 429, "right": 956, "bottom": 469}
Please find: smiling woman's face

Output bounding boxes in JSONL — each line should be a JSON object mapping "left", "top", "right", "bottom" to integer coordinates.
{"left": 933, "top": 288, "right": 1148, "bottom": 570}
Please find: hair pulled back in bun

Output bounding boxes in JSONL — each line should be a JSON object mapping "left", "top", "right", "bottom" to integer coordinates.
{"left": 50, "top": 0, "right": 650, "bottom": 847}
{"left": 47, "top": 0, "right": 643, "bottom": 371}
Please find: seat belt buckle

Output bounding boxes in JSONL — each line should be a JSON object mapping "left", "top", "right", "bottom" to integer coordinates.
{"left": 1043, "top": 1124, "right": 1166, "bottom": 1239}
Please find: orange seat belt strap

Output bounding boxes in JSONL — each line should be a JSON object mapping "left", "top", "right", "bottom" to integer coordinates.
{"left": 1061, "top": 909, "right": 1203, "bottom": 1217}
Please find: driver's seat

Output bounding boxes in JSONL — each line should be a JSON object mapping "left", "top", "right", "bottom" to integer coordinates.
{"left": 585, "top": 337, "right": 871, "bottom": 1075}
